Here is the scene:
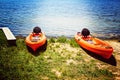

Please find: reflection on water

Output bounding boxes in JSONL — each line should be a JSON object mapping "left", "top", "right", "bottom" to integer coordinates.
{"left": 0, "top": 0, "right": 120, "bottom": 38}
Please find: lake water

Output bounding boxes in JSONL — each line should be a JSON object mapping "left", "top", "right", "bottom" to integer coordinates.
{"left": 0, "top": 0, "right": 120, "bottom": 38}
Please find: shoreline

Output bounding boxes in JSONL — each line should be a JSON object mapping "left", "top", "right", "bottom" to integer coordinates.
{"left": 16, "top": 34, "right": 120, "bottom": 41}
{"left": 0, "top": 29, "right": 120, "bottom": 40}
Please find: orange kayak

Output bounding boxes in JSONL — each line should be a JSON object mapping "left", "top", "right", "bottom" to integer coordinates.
{"left": 75, "top": 34, "right": 113, "bottom": 59}
{"left": 25, "top": 33, "right": 47, "bottom": 51}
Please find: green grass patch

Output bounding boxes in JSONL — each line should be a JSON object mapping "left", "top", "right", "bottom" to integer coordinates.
{"left": 68, "top": 38, "right": 80, "bottom": 47}
{"left": 56, "top": 35, "right": 67, "bottom": 43}
{"left": 49, "top": 36, "right": 79, "bottom": 47}
{"left": 49, "top": 37, "right": 56, "bottom": 43}
{"left": 0, "top": 30, "right": 8, "bottom": 47}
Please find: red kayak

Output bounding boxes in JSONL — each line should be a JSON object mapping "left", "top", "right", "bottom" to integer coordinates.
{"left": 25, "top": 33, "right": 47, "bottom": 51}
{"left": 75, "top": 33, "right": 113, "bottom": 59}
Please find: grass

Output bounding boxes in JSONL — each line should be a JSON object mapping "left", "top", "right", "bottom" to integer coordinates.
{"left": 0, "top": 30, "right": 8, "bottom": 47}
{"left": 0, "top": 30, "right": 116, "bottom": 80}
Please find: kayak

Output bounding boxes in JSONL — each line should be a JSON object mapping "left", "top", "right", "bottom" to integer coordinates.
{"left": 25, "top": 33, "right": 47, "bottom": 51}
{"left": 74, "top": 33, "right": 113, "bottom": 59}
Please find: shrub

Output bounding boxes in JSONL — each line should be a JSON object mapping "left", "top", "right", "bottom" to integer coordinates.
{"left": 49, "top": 37, "right": 56, "bottom": 43}
{"left": 69, "top": 38, "right": 79, "bottom": 47}
{"left": 57, "top": 35, "right": 67, "bottom": 43}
